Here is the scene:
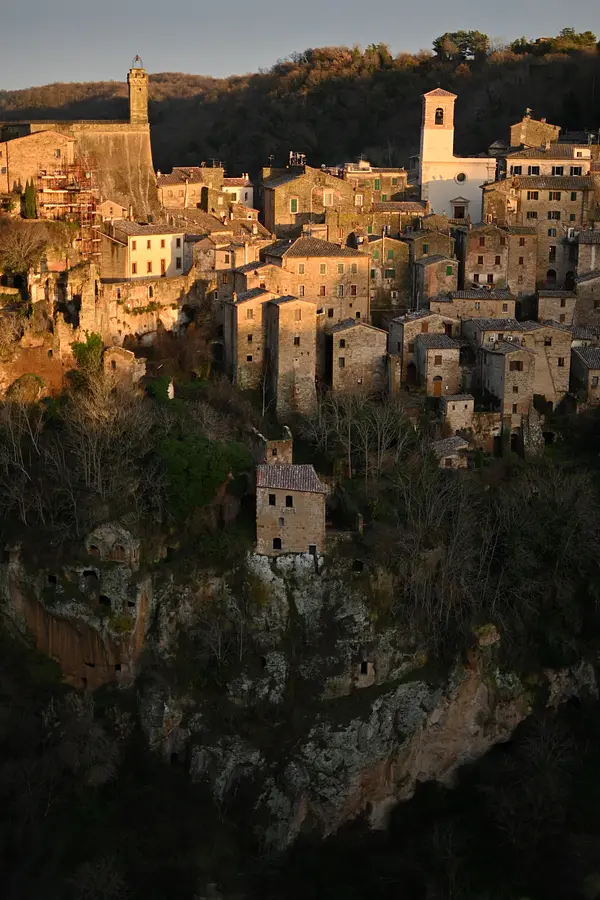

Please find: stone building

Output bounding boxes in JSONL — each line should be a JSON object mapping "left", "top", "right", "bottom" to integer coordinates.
{"left": 537, "top": 290, "right": 576, "bottom": 325}
{"left": 100, "top": 221, "right": 186, "bottom": 279}
{"left": 482, "top": 341, "right": 536, "bottom": 421}
{"left": 389, "top": 309, "right": 459, "bottom": 384}
{"left": 255, "top": 463, "right": 327, "bottom": 556}
{"left": 157, "top": 165, "right": 225, "bottom": 209}
{"left": 504, "top": 226, "right": 538, "bottom": 296}
{"left": 429, "top": 289, "right": 516, "bottom": 320}
{"left": 261, "top": 164, "right": 358, "bottom": 238}
{"left": 461, "top": 318, "right": 523, "bottom": 348}
{"left": 418, "top": 88, "right": 496, "bottom": 220}
{"left": 97, "top": 198, "right": 128, "bottom": 221}
{"left": 577, "top": 229, "right": 600, "bottom": 276}
{"left": 571, "top": 346, "right": 600, "bottom": 403}
{"left": 222, "top": 176, "right": 254, "bottom": 208}
{"left": 403, "top": 229, "right": 454, "bottom": 265}
{"left": 519, "top": 321, "right": 572, "bottom": 408}
{"left": 222, "top": 288, "right": 274, "bottom": 390}
{"left": 505, "top": 143, "right": 593, "bottom": 178}
{"left": 440, "top": 394, "right": 475, "bottom": 434}
{"left": 432, "top": 435, "right": 469, "bottom": 469}
{"left": 509, "top": 113, "right": 560, "bottom": 150}
{"left": 339, "top": 159, "right": 408, "bottom": 199}
{"left": 330, "top": 320, "right": 387, "bottom": 394}
{"left": 265, "top": 296, "right": 317, "bottom": 417}
{"left": 575, "top": 271, "right": 600, "bottom": 325}
{"left": 103, "top": 346, "right": 146, "bottom": 386}
{"left": 458, "top": 223, "right": 538, "bottom": 296}
{"left": 325, "top": 201, "right": 429, "bottom": 246}
{"left": 482, "top": 174, "right": 594, "bottom": 288}
{"left": 414, "top": 334, "right": 462, "bottom": 396}
{"left": 365, "top": 235, "right": 410, "bottom": 311}
{"left": 415, "top": 255, "right": 458, "bottom": 302}
{"left": 245, "top": 425, "right": 294, "bottom": 465}
{"left": 0, "top": 129, "right": 75, "bottom": 194}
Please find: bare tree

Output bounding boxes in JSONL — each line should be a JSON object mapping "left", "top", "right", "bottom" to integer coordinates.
{"left": 0, "top": 218, "right": 48, "bottom": 277}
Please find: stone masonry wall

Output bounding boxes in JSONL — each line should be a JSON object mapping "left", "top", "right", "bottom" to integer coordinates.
{"left": 256, "top": 487, "right": 325, "bottom": 555}
{"left": 331, "top": 325, "right": 387, "bottom": 393}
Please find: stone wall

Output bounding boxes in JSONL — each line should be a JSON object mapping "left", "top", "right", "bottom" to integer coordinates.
{"left": 441, "top": 395, "right": 475, "bottom": 433}
{"left": 268, "top": 298, "right": 317, "bottom": 417}
{"left": 416, "top": 258, "right": 458, "bottom": 301}
{"left": 331, "top": 323, "right": 387, "bottom": 393}
{"left": 256, "top": 487, "right": 325, "bottom": 555}
{"left": 483, "top": 348, "right": 535, "bottom": 418}
{"left": 415, "top": 344, "right": 461, "bottom": 396}
{"left": 0, "top": 130, "right": 75, "bottom": 193}
{"left": 521, "top": 325, "right": 571, "bottom": 406}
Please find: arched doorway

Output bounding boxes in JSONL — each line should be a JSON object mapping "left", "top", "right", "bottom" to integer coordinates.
{"left": 565, "top": 271, "right": 576, "bottom": 291}
{"left": 546, "top": 269, "right": 557, "bottom": 286}
{"left": 432, "top": 376, "right": 442, "bottom": 398}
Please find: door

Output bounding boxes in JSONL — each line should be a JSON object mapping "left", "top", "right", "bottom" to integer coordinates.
{"left": 433, "top": 376, "right": 442, "bottom": 397}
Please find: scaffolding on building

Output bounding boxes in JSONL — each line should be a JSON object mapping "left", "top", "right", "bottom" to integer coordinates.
{"left": 36, "top": 156, "right": 101, "bottom": 261}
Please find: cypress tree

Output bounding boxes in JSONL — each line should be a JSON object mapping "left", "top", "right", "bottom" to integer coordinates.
{"left": 24, "top": 180, "right": 37, "bottom": 218}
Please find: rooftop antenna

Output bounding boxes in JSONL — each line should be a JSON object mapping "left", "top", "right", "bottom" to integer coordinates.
{"left": 268, "top": 154, "right": 275, "bottom": 166}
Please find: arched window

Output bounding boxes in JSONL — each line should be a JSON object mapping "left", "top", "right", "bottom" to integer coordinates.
{"left": 546, "top": 269, "right": 557, "bottom": 286}
{"left": 435, "top": 107, "right": 444, "bottom": 125}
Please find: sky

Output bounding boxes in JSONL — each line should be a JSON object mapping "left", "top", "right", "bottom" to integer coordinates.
{"left": 2, "top": 0, "right": 599, "bottom": 90}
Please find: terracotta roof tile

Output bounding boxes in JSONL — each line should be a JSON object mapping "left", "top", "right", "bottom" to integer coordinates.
{"left": 573, "top": 346, "right": 600, "bottom": 369}
{"left": 256, "top": 464, "right": 327, "bottom": 494}
{"left": 416, "top": 334, "right": 460, "bottom": 350}
{"left": 513, "top": 175, "right": 594, "bottom": 190}
{"left": 265, "top": 237, "right": 363, "bottom": 259}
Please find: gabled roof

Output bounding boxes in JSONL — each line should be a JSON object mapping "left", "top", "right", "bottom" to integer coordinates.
{"left": 256, "top": 464, "right": 327, "bottom": 494}
{"left": 416, "top": 334, "right": 460, "bottom": 350}
{"left": 263, "top": 171, "right": 303, "bottom": 189}
{"left": 402, "top": 229, "right": 450, "bottom": 243}
{"left": 234, "top": 261, "right": 269, "bottom": 274}
{"left": 578, "top": 231, "right": 600, "bottom": 245}
{"left": 573, "top": 346, "right": 600, "bottom": 370}
{"left": 441, "top": 394, "right": 475, "bottom": 404}
{"left": 513, "top": 175, "right": 594, "bottom": 190}
{"left": 269, "top": 295, "right": 316, "bottom": 306}
{"left": 415, "top": 254, "right": 455, "bottom": 267}
{"left": 483, "top": 340, "right": 534, "bottom": 356}
{"left": 331, "top": 318, "right": 386, "bottom": 334}
{"left": 506, "top": 144, "right": 590, "bottom": 159}
{"left": 424, "top": 88, "right": 457, "bottom": 98}
{"left": 393, "top": 309, "right": 453, "bottom": 323}
{"left": 113, "top": 221, "right": 184, "bottom": 237}
{"left": 577, "top": 270, "right": 600, "bottom": 284}
{"left": 232, "top": 288, "right": 271, "bottom": 304}
{"left": 537, "top": 289, "right": 576, "bottom": 298}
{"left": 451, "top": 289, "right": 514, "bottom": 300}
{"left": 223, "top": 177, "right": 252, "bottom": 187}
{"left": 265, "top": 237, "right": 363, "bottom": 259}
{"left": 432, "top": 436, "right": 469, "bottom": 458}
{"left": 373, "top": 201, "right": 428, "bottom": 213}
{"left": 503, "top": 225, "right": 539, "bottom": 235}
{"left": 468, "top": 318, "right": 522, "bottom": 331}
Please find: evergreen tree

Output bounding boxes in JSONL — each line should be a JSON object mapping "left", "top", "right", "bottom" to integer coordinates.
{"left": 23, "top": 179, "right": 37, "bottom": 219}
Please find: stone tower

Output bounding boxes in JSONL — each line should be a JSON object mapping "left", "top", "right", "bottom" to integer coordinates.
{"left": 419, "top": 88, "right": 457, "bottom": 168}
{"left": 128, "top": 56, "right": 148, "bottom": 125}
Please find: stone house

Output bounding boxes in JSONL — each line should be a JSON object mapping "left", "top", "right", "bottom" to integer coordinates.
{"left": 261, "top": 164, "right": 358, "bottom": 238}
{"left": 0, "top": 129, "right": 75, "bottom": 194}
{"left": 365, "top": 235, "right": 410, "bottom": 311}
{"left": 482, "top": 341, "right": 536, "bottom": 422}
{"left": 458, "top": 224, "right": 509, "bottom": 291}
{"left": 519, "top": 321, "right": 572, "bottom": 408}
{"left": 575, "top": 271, "right": 600, "bottom": 325}
{"left": 570, "top": 347, "right": 600, "bottom": 403}
{"left": 403, "top": 229, "right": 454, "bottom": 265}
{"left": 577, "top": 229, "right": 600, "bottom": 276}
{"left": 325, "top": 201, "right": 429, "bottom": 246}
{"left": 103, "top": 346, "right": 146, "bottom": 386}
{"left": 339, "top": 159, "right": 408, "bottom": 201}
{"left": 330, "top": 320, "right": 387, "bottom": 394}
{"left": 245, "top": 425, "right": 293, "bottom": 466}
{"left": 537, "top": 290, "right": 576, "bottom": 325}
{"left": 222, "top": 176, "right": 254, "bottom": 208}
{"left": 440, "top": 394, "right": 475, "bottom": 434}
{"left": 429, "top": 289, "right": 516, "bottom": 320}
{"left": 420, "top": 213, "right": 452, "bottom": 234}
{"left": 505, "top": 143, "right": 593, "bottom": 179}
{"left": 97, "top": 198, "right": 128, "bottom": 221}
{"left": 414, "top": 334, "right": 462, "bottom": 396}
{"left": 389, "top": 310, "right": 459, "bottom": 384}
{"left": 509, "top": 113, "right": 560, "bottom": 150}
{"left": 482, "top": 174, "right": 594, "bottom": 289}
{"left": 415, "top": 255, "right": 458, "bottom": 303}
{"left": 255, "top": 463, "right": 327, "bottom": 556}
{"left": 230, "top": 261, "right": 296, "bottom": 305}
{"left": 222, "top": 288, "right": 274, "bottom": 389}
{"left": 461, "top": 318, "right": 523, "bottom": 348}
{"left": 504, "top": 226, "right": 538, "bottom": 297}
{"left": 265, "top": 296, "right": 317, "bottom": 417}
{"left": 157, "top": 165, "right": 224, "bottom": 209}
{"left": 100, "top": 221, "right": 186, "bottom": 279}
{"left": 432, "top": 435, "right": 470, "bottom": 469}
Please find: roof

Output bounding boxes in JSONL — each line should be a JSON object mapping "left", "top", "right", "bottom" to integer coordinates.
{"left": 573, "top": 346, "right": 600, "bottom": 370}
{"left": 576, "top": 270, "right": 600, "bottom": 284}
{"left": 503, "top": 225, "right": 539, "bottom": 235}
{"left": 233, "top": 288, "right": 270, "bottom": 304}
{"left": 265, "top": 237, "right": 363, "bottom": 259}
{"left": 263, "top": 171, "right": 303, "bottom": 189}
{"left": 483, "top": 340, "right": 534, "bottom": 355}
{"left": 441, "top": 394, "right": 475, "bottom": 403}
{"left": 331, "top": 318, "right": 386, "bottom": 334}
{"left": 570, "top": 325, "right": 599, "bottom": 341}
{"left": 157, "top": 166, "right": 220, "bottom": 186}
{"left": 432, "top": 436, "right": 469, "bottom": 458}
{"left": 578, "top": 230, "right": 600, "bottom": 245}
{"left": 537, "top": 289, "right": 576, "bottom": 298}
{"left": 393, "top": 309, "right": 448, "bottom": 323}
{"left": 512, "top": 175, "right": 594, "bottom": 190}
{"left": 256, "top": 464, "right": 327, "bottom": 494}
{"left": 468, "top": 318, "right": 521, "bottom": 331}
{"left": 223, "top": 177, "right": 251, "bottom": 187}
{"left": 416, "top": 334, "right": 460, "bottom": 350}
{"left": 415, "top": 254, "right": 455, "bottom": 267}
{"left": 113, "top": 221, "right": 184, "bottom": 237}
{"left": 403, "top": 229, "right": 450, "bottom": 242}
{"left": 451, "top": 289, "right": 515, "bottom": 300}
{"left": 269, "top": 295, "right": 315, "bottom": 306}
{"left": 424, "top": 88, "right": 457, "bottom": 98}
{"left": 235, "top": 261, "right": 269, "bottom": 274}
{"left": 506, "top": 144, "right": 591, "bottom": 159}
{"left": 373, "top": 201, "right": 428, "bottom": 212}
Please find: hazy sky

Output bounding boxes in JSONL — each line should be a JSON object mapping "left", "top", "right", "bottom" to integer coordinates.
{"left": 2, "top": 0, "right": 599, "bottom": 90}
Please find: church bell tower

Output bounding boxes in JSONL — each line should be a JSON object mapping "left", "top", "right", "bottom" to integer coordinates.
{"left": 128, "top": 56, "right": 148, "bottom": 125}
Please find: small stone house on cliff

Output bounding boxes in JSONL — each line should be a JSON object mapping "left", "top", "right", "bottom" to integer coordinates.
{"left": 571, "top": 346, "right": 600, "bottom": 403}
{"left": 255, "top": 464, "right": 327, "bottom": 556}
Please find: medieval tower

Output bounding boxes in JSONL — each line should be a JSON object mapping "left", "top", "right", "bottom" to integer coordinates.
{"left": 128, "top": 56, "right": 149, "bottom": 125}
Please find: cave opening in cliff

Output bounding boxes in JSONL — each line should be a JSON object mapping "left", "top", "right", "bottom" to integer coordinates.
{"left": 99, "top": 595, "right": 111, "bottom": 609}
{"left": 352, "top": 559, "right": 364, "bottom": 572}
{"left": 47, "top": 574, "right": 57, "bottom": 585}
{"left": 88, "top": 545, "right": 100, "bottom": 558}
{"left": 360, "top": 661, "right": 369, "bottom": 675}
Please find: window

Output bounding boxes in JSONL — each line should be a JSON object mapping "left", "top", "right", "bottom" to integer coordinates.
{"left": 487, "top": 274, "right": 494, "bottom": 284}
{"left": 549, "top": 246, "right": 556, "bottom": 262}
{"left": 512, "top": 385, "right": 519, "bottom": 394}
{"left": 370, "top": 268, "right": 376, "bottom": 280}
{"left": 373, "top": 249, "right": 380, "bottom": 259}
{"left": 319, "top": 285, "right": 326, "bottom": 296}
{"left": 495, "top": 255, "right": 501, "bottom": 265}
{"left": 337, "top": 284, "right": 344, "bottom": 297}
{"left": 293, "top": 336, "right": 300, "bottom": 346}
{"left": 560, "top": 298, "right": 566, "bottom": 308}
{"left": 526, "top": 211, "right": 538, "bottom": 219}
{"left": 355, "top": 194, "right": 363, "bottom": 207}
{"left": 477, "top": 255, "right": 484, "bottom": 265}
{"left": 473, "top": 274, "right": 480, "bottom": 283}
{"left": 224, "top": 253, "right": 230, "bottom": 264}
{"left": 298, "top": 284, "right": 305, "bottom": 297}
{"left": 160, "top": 238, "right": 165, "bottom": 249}
{"left": 338, "top": 263, "right": 345, "bottom": 274}
{"left": 384, "top": 268, "right": 395, "bottom": 279}
{"left": 446, "top": 265, "right": 453, "bottom": 276}
{"left": 290, "top": 198, "right": 298, "bottom": 213}
{"left": 509, "top": 360, "right": 523, "bottom": 371}
{"left": 422, "top": 243, "right": 429, "bottom": 255}
{"left": 435, "top": 107, "right": 444, "bottom": 125}
{"left": 374, "top": 178, "right": 381, "bottom": 191}
{"left": 278, "top": 517, "right": 284, "bottom": 527}
{"left": 511, "top": 165, "right": 522, "bottom": 175}
{"left": 387, "top": 248, "right": 394, "bottom": 260}
{"left": 272, "top": 448, "right": 278, "bottom": 458}
{"left": 246, "top": 308, "right": 254, "bottom": 319}
{"left": 294, "top": 308, "right": 302, "bottom": 321}
{"left": 421, "top": 322, "right": 428, "bottom": 333}
{"left": 527, "top": 166, "right": 540, "bottom": 175}
{"left": 0, "top": 167, "right": 5, "bottom": 175}
{"left": 381, "top": 194, "right": 387, "bottom": 202}
{"left": 355, "top": 310, "right": 361, "bottom": 319}
{"left": 408, "top": 342, "right": 415, "bottom": 353}
{"left": 571, "top": 192, "right": 577, "bottom": 201}
{"left": 434, "top": 355, "right": 442, "bottom": 366}
{"left": 176, "top": 257, "right": 182, "bottom": 270}
{"left": 558, "top": 357, "right": 565, "bottom": 367}
{"left": 298, "top": 263, "right": 305, "bottom": 275}
{"left": 350, "top": 284, "right": 357, "bottom": 296}
{"left": 148, "top": 286, "right": 154, "bottom": 299}
{"left": 367, "top": 225, "right": 373, "bottom": 234}
{"left": 570, "top": 213, "right": 576, "bottom": 222}
{"left": 132, "top": 262, "right": 137, "bottom": 274}
{"left": 320, "top": 264, "right": 326, "bottom": 275}
{"left": 475, "top": 301, "right": 481, "bottom": 310}
{"left": 479, "top": 236, "right": 486, "bottom": 247}
{"left": 544, "top": 337, "right": 552, "bottom": 347}
{"left": 323, "top": 191, "right": 334, "bottom": 206}
{"left": 571, "top": 166, "right": 582, "bottom": 176}
{"left": 246, "top": 354, "right": 253, "bottom": 362}
{"left": 222, "top": 273, "right": 229, "bottom": 285}
{"left": 338, "top": 357, "right": 345, "bottom": 368}
{"left": 502, "top": 303, "right": 509, "bottom": 312}
{"left": 527, "top": 191, "right": 539, "bottom": 201}
{"left": 551, "top": 166, "right": 564, "bottom": 176}
{"left": 269, "top": 494, "right": 276, "bottom": 506}
{"left": 328, "top": 308, "right": 334, "bottom": 318}
{"left": 176, "top": 238, "right": 181, "bottom": 248}
{"left": 339, "top": 339, "right": 346, "bottom": 348}
{"left": 146, "top": 239, "right": 151, "bottom": 250}
{"left": 273, "top": 538, "right": 282, "bottom": 550}
{"left": 391, "top": 178, "right": 398, "bottom": 185}
{"left": 592, "top": 376, "right": 599, "bottom": 387}
{"left": 500, "top": 236, "right": 506, "bottom": 246}
{"left": 132, "top": 240, "right": 137, "bottom": 251}
{"left": 512, "top": 403, "right": 518, "bottom": 414}
{"left": 548, "top": 228, "right": 557, "bottom": 237}
{"left": 519, "top": 237, "right": 526, "bottom": 246}
{"left": 351, "top": 263, "right": 357, "bottom": 275}
{"left": 518, "top": 275, "right": 524, "bottom": 284}
{"left": 54, "top": 148, "right": 61, "bottom": 158}
{"left": 519, "top": 257, "right": 524, "bottom": 265}
{"left": 247, "top": 334, "right": 253, "bottom": 343}
{"left": 456, "top": 172, "right": 467, "bottom": 183}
